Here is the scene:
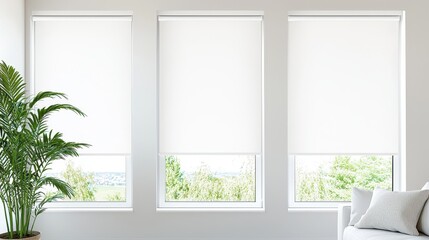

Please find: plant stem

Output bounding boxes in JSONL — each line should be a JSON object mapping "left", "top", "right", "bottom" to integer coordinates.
{"left": 8, "top": 206, "right": 13, "bottom": 239}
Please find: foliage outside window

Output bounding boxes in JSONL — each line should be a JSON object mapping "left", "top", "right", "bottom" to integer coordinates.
{"left": 295, "top": 155, "right": 393, "bottom": 202}
{"left": 45, "top": 157, "right": 126, "bottom": 202}
{"left": 165, "top": 156, "right": 256, "bottom": 202}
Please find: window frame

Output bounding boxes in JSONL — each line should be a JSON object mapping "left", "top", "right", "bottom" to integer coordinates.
{"left": 156, "top": 11, "right": 265, "bottom": 211}
{"left": 287, "top": 11, "right": 406, "bottom": 210}
{"left": 30, "top": 12, "right": 134, "bottom": 210}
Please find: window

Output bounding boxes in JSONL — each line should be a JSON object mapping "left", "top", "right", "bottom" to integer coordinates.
{"left": 287, "top": 12, "right": 405, "bottom": 208}
{"left": 157, "top": 13, "right": 264, "bottom": 209}
{"left": 32, "top": 14, "right": 132, "bottom": 208}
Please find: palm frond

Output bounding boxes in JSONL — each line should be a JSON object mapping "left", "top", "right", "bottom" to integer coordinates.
{"left": 29, "top": 91, "right": 67, "bottom": 108}
{"left": 37, "top": 177, "right": 74, "bottom": 199}
{"left": 0, "top": 61, "right": 26, "bottom": 103}
{"left": 33, "top": 192, "right": 64, "bottom": 218}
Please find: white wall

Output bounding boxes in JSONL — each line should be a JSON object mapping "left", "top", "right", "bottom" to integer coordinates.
{"left": 22, "top": 0, "right": 429, "bottom": 240}
{"left": 0, "top": 0, "right": 24, "bottom": 74}
{"left": 0, "top": 0, "right": 24, "bottom": 234}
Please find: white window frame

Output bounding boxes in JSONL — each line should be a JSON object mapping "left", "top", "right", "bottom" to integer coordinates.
{"left": 287, "top": 11, "right": 406, "bottom": 210}
{"left": 30, "top": 12, "right": 134, "bottom": 210}
{"left": 156, "top": 11, "right": 265, "bottom": 211}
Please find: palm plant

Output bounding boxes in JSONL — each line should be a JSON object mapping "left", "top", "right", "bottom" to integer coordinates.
{"left": 0, "top": 61, "right": 88, "bottom": 239}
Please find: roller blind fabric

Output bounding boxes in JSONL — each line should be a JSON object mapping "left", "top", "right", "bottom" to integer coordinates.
{"left": 34, "top": 16, "right": 132, "bottom": 155}
{"left": 158, "top": 16, "right": 263, "bottom": 154}
{"left": 288, "top": 16, "right": 400, "bottom": 154}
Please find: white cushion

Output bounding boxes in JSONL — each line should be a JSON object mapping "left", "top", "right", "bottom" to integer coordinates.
{"left": 349, "top": 187, "right": 373, "bottom": 226}
{"left": 355, "top": 189, "right": 429, "bottom": 235}
{"left": 418, "top": 182, "right": 429, "bottom": 236}
{"left": 343, "top": 226, "right": 429, "bottom": 240}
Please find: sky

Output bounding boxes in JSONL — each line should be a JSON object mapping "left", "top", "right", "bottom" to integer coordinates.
{"left": 48, "top": 155, "right": 127, "bottom": 173}
{"left": 175, "top": 155, "right": 255, "bottom": 173}
{"left": 48, "top": 155, "right": 254, "bottom": 174}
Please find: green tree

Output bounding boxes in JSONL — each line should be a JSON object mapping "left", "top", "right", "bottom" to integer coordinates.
{"left": 296, "top": 155, "right": 393, "bottom": 201}
{"left": 223, "top": 160, "right": 255, "bottom": 201}
{"left": 165, "top": 156, "right": 255, "bottom": 201}
{"left": 62, "top": 161, "right": 95, "bottom": 201}
{"left": 327, "top": 156, "right": 392, "bottom": 200}
{"left": 165, "top": 156, "right": 190, "bottom": 200}
{"left": 106, "top": 192, "right": 125, "bottom": 201}
{"left": 327, "top": 156, "right": 358, "bottom": 200}
{"left": 354, "top": 156, "right": 392, "bottom": 190}
{"left": 188, "top": 164, "right": 224, "bottom": 201}
{"left": 296, "top": 166, "right": 329, "bottom": 201}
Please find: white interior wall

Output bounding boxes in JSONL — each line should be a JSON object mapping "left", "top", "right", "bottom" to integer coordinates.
{"left": 0, "top": 0, "right": 24, "bottom": 74}
{"left": 0, "top": 0, "right": 24, "bottom": 234}
{"left": 19, "top": 0, "right": 429, "bottom": 240}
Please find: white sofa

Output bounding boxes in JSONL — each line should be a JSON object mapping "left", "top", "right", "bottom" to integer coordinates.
{"left": 338, "top": 204, "right": 429, "bottom": 240}
{"left": 338, "top": 182, "right": 429, "bottom": 240}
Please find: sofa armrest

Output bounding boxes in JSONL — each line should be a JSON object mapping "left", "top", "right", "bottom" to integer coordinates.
{"left": 338, "top": 204, "right": 351, "bottom": 240}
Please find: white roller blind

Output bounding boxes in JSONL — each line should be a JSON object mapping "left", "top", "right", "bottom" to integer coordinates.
{"left": 158, "top": 15, "right": 263, "bottom": 154}
{"left": 34, "top": 16, "right": 132, "bottom": 155}
{"left": 288, "top": 15, "right": 400, "bottom": 154}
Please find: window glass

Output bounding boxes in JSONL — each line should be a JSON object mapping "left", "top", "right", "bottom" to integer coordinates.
{"left": 45, "top": 156, "right": 127, "bottom": 202}
{"left": 295, "top": 155, "right": 393, "bottom": 202}
{"left": 165, "top": 155, "right": 256, "bottom": 202}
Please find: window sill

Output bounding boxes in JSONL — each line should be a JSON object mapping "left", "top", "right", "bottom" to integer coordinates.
{"left": 45, "top": 207, "right": 133, "bottom": 213}
{"left": 288, "top": 207, "right": 338, "bottom": 212}
{"left": 156, "top": 207, "right": 265, "bottom": 212}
